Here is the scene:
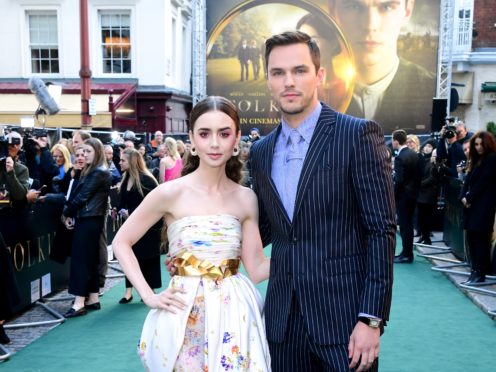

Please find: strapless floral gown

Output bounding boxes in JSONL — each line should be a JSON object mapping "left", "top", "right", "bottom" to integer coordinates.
{"left": 138, "top": 214, "right": 271, "bottom": 371}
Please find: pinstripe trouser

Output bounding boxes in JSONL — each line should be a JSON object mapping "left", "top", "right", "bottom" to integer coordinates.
{"left": 268, "top": 294, "right": 379, "bottom": 372}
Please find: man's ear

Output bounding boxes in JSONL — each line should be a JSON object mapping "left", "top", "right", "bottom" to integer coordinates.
{"left": 316, "top": 67, "right": 325, "bottom": 87}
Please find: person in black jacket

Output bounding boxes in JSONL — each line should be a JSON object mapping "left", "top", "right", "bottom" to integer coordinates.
{"left": 460, "top": 131, "right": 496, "bottom": 284}
{"left": 416, "top": 139, "right": 439, "bottom": 245}
{"left": 116, "top": 148, "right": 161, "bottom": 304}
{"left": 23, "top": 135, "right": 59, "bottom": 192}
{"left": 392, "top": 129, "right": 420, "bottom": 263}
{"left": 238, "top": 39, "right": 250, "bottom": 81}
{"left": 61, "top": 138, "right": 111, "bottom": 318}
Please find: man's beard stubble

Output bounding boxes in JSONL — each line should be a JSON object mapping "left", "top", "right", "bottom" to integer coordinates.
{"left": 275, "top": 92, "right": 315, "bottom": 117}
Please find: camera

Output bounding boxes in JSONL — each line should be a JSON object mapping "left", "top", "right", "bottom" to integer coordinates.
{"left": 0, "top": 135, "right": 21, "bottom": 162}
{"left": 442, "top": 125, "right": 457, "bottom": 139}
{"left": 457, "top": 160, "right": 467, "bottom": 174}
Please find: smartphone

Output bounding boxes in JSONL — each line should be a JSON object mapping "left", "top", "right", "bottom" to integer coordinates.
{"left": 37, "top": 185, "right": 47, "bottom": 192}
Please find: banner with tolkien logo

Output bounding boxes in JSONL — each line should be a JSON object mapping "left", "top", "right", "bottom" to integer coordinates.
{"left": 3, "top": 192, "right": 121, "bottom": 314}
{"left": 206, "top": 0, "right": 440, "bottom": 135}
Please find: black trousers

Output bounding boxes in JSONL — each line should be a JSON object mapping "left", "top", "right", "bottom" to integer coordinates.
{"left": 124, "top": 255, "right": 161, "bottom": 289}
{"left": 69, "top": 216, "right": 105, "bottom": 297}
{"left": 240, "top": 61, "right": 249, "bottom": 80}
{"left": 269, "top": 295, "right": 378, "bottom": 372}
{"left": 417, "top": 202, "right": 435, "bottom": 241}
{"left": 396, "top": 196, "right": 417, "bottom": 257}
{"left": 466, "top": 230, "right": 492, "bottom": 276}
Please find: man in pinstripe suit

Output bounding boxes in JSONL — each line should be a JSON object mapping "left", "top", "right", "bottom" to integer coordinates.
{"left": 250, "top": 31, "right": 396, "bottom": 371}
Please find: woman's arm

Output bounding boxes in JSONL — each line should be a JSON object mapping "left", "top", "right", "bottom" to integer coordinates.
{"left": 240, "top": 189, "right": 270, "bottom": 284}
{"left": 112, "top": 184, "right": 185, "bottom": 310}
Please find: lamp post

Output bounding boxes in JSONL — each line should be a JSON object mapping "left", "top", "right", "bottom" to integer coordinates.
{"left": 80, "top": 0, "right": 92, "bottom": 128}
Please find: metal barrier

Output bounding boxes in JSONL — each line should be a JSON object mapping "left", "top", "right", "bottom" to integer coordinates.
{"left": 415, "top": 241, "right": 469, "bottom": 273}
{"left": 0, "top": 343, "right": 11, "bottom": 361}
{"left": 107, "top": 259, "right": 125, "bottom": 279}
{"left": 3, "top": 301, "right": 65, "bottom": 329}
{"left": 415, "top": 238, "right": 496, "bottom": 315}
{"left": 459, "top": 275, "right": 496, "bottom": 297}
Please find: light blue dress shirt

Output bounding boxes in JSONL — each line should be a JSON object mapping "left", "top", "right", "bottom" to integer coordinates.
{"left": 271, "top": 104, "right": 322, "bottom": 221}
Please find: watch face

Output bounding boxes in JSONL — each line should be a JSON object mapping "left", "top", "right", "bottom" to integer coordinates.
{"left": 370, "top": 319, "right": 381, "bottom": 328}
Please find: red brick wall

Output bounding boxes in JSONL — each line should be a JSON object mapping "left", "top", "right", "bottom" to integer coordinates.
{"left": 473, "top": 0, "right": 496, "bottom": 48}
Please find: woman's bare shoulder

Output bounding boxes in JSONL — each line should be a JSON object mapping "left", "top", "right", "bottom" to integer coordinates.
{"left": 232, "top": 184, "right": 258, "bottom": 220}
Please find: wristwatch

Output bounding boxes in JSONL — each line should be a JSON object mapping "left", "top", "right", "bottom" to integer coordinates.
{"left": 358, "top": 317, "right": 382, "bottom": 328}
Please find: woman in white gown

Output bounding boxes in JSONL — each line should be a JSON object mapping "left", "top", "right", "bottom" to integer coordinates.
{"left": 113, "top": 96, "right": 271, "bottom": 371}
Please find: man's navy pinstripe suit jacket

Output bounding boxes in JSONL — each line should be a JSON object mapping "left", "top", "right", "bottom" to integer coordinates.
{"left": 250, "top": 103, "right": 396, "bottom": 345}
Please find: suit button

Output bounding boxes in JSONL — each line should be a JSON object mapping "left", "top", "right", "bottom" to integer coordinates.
{"left": 292, "top": 237, "right": 298, "bottom": 243}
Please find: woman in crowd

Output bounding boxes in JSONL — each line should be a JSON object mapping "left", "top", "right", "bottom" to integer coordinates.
{"left": 62, "top": 138, "right": 111, "bottom": 317}
{"left": 460, "top": 131, "right": 496, "bottom": 284}
{"left": 159, "top": 137, "right": 183, "bottom": 183}
{"left": 117, "top": 148, "right": 161, "bottom": 304}
{"left": 406, "top": 134, "right": 420, "bottom": 153}
{"left": 137, "top": 143, "right": 153, "bottom": 169}
{"left": 51, "top": 143, "right": 73, "bottom": 181}
{"left": 176, "top": 139, "right": 186, "bottom": 158}
{"left": 416, "top": 139, "right": 438, "bottom": 245}
{"left": 44, "top": 145, "right": 87, "bottom": 264}
{"left": 112, "top": 96, "right": 270, "bottom": 370}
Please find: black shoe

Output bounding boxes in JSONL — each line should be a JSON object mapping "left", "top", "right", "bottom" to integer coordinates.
{"left": 119, "top": 296, "right": 133, "bottom": 304}
{"left": 462, "top": 271, "right": 486, "bottom": 285}
{"left": 423, "top": 239, "right": 432, "bottom": 245}
{"left": 85, "top": 302, "right": 101, "bottom": 311}
{"left": 394, "top": 254, "right": 413, "bottom": 264}
{"left": 64, "top": 307, "right": 87, "bottom": 318}
{"left": 0, "top": 324, "right": 10, "bottom": 345}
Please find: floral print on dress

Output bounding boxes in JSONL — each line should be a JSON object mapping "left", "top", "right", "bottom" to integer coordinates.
{"left": 139, "top": 215, "right": 270, "bottom": 372}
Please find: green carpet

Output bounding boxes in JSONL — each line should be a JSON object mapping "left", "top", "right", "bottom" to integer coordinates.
{"left": 1, "top": 239, "right": 495, "bottom": 371}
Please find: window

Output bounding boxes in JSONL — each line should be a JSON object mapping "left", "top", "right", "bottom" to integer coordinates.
{"left": 454, "top": 0, "right": 473, "bottom": 53}
{"left": 100, "top": 12, "right": 131, "bottom": 74}
{"left": 28, "top": 13, "right": 59, "bottom": 74}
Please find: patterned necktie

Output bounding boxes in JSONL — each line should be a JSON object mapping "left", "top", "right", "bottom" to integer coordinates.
{"left": 285, "top": 129, "right": 304, "bottom": 220}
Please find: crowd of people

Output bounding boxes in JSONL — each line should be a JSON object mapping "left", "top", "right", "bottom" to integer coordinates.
{"left": 391, "top": 122, "right": 496, "bottom": 287}
{"left": 0, "top": 123, "right": 259, "bottom": 344}
{"left": 1, "top": 27, "right": 495, "bottom": 372}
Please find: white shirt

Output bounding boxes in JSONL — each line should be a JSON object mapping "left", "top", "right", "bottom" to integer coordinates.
{"left": 352, "top": 56, "right": 400, "bottom": 119}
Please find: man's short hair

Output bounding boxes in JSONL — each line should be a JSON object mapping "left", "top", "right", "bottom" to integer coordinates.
{"left": 73, "top": 130, "right": 91, "bottom": 141}
{"left": 265, "top": 31, "right": 320, "bottom": 73}
{"left": 392, "top": 130, "right": 408, "bottom": 145}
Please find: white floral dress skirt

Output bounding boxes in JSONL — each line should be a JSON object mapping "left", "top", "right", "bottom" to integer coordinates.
{"left": 138, "top": 214, "right": 271, "bottom": 371}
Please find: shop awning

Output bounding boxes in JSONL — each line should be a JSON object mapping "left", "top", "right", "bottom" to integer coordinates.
{"left": 0, "top": 81, "right": 136, "bottom": 129}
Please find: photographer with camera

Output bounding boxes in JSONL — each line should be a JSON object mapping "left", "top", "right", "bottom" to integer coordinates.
{"left": 0, "top": 131, "right": 30, "bottom": 243}
{"left": 23, "top": 129, "right": 59, "bottom": 193}
{"left": 436, "top": 119, "right": 468, "bottom": 178}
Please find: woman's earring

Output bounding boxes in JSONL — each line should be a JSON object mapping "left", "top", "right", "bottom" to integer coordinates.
{"left": 190, "top": 147, "right": 198, "bottom": 156}
{"left": 232, "top": 146, "right": 240, "bottom": 156}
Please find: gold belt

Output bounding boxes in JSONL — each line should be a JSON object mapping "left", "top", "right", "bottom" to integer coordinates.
{"left": 173, "top": 251, "right": 240, "bottom": 280}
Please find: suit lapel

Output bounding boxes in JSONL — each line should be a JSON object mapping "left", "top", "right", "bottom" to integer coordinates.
{"left": 293, "top": 106, "right": 337, "bottom": 221}
{"left": 261, "top": 125, "right": 292, "bottom": 226}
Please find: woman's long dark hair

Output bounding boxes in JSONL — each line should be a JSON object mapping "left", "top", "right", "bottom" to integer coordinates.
{"left": 467, "top": 131, "right": 496, "bottom": 172}
{"left": 181, "top": 96, "right": 243, "bottom": 183}
{"left": 81, "top": 138, "right": 106, "bottom": 177}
